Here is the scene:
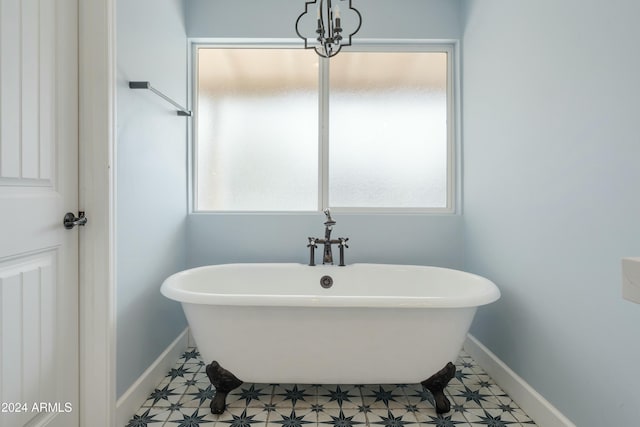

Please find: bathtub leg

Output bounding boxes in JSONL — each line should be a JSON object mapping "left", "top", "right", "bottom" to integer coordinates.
{"left": 421, "top": 361, "right": 456, "bottom": 414}
{"left": 206, "top": 361, "right": 243, "bottom": 414}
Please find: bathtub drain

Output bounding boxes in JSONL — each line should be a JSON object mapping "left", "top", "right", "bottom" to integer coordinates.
{"left": 320, "top": 275, "right": 333, "bottom": 289}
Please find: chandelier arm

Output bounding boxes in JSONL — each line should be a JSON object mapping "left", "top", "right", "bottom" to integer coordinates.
{"left": 326, "top": 0, "right": 333, "bottom": 44}
{"left": 315, "top": 43, "right": 342, "bottom": 58}
{"left": 314, "top": 46, "right": 330, "bottom": 58}
{"left": 296, "top": 0, "right": 327, "bottom": 46}
{"left": 327, "top": 44, "right": 342, "bottom": 58}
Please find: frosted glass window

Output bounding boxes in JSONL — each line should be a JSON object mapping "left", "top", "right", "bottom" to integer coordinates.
{"left": 328, "top": 52, "right": 448, "bottom": 208}
{"left": 196, "top": 49, "right": 319, "bottom": 211}
{"left": 194, "top": 46, "right": 454, "bottom": 212}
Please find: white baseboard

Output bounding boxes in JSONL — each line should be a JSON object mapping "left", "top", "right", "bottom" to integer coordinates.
{"left": 187, "top": 329, "right": 197, "bottom": 348}
{"left": 464, "top": 334, "right": 576, "bottom": 427}
{"left": 116, "top": 328, "right": 189, "bottom": 427}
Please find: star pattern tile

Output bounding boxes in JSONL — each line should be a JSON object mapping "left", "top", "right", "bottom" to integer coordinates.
{"left": 126, "top": 349, "right": 538, "bottom": 427}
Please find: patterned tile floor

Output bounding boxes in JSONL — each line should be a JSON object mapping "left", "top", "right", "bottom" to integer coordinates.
{"left": 126, "top": 349, "right": 537, "bottom": 427}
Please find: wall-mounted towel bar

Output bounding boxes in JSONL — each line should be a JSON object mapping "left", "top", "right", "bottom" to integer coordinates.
{"left": 129, "top": 81, "right": 192, "bottom": 116}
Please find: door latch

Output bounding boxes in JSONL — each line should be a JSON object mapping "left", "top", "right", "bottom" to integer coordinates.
{"left": 63, "top": 211, "right": 87, "bottom": 229}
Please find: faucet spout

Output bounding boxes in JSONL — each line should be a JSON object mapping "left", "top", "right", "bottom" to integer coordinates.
{"left": 323, "top": 208, "right": 336, "bottom": 227}
{"left": 306, "top": 209, "right": 349, "bottom": 266}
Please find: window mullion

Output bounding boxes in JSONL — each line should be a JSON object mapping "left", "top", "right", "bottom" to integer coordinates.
{"left": 319, "top": 57, "right": 330, "bottom": 211}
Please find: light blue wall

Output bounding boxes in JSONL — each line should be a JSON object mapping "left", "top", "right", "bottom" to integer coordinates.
{"left": 185, "top": 0, "right": 466, "bottom": 271}
{"left": 461, "top": 1, "right": 640, "bottom": 425}
{"left": 188, "top": 214, "right": 464, "bottom": 269}
{"left": 116, "top": 0, "right": 189, "bottom": 399}
{"left": 187, "top": 0, "right": 462, "bottom": 39}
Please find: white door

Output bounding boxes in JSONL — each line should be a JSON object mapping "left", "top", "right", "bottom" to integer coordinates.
{"left": 0, "top": 0, "right": 79, "bottom": 426}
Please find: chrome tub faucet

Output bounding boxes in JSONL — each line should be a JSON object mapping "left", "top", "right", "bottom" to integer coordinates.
{"left": 307, "top": 209, "right": 349, "bottom": 266}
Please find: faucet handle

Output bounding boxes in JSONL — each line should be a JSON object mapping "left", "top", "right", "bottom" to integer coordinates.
{"left": 307, "top": 237, "right": 318, "bottom": 267}
{"left": 337, "top": 237, "right": 349, "bottom": 267}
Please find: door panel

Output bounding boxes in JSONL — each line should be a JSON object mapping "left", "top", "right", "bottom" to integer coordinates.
{"left": 0, "top": 251, "right": 59, "bottom": 426}
{"left": 0, "top": 0, "right": 79, "bottom": 426}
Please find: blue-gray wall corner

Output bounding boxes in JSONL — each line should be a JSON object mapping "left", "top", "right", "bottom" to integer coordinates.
{"left": 116, "top": 0, "right": 189, "bottom": 399}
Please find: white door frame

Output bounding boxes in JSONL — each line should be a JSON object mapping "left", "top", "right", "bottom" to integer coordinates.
{"left": 78, "top": 0, "right": 117, "bottom": 425}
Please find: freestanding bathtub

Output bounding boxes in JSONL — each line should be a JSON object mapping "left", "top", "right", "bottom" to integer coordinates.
{"left": 161, "top": 263, "right": 500, "bottom": 414}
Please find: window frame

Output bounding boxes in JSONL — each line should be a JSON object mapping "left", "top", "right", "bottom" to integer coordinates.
{"left": 188, "top": 39, "right": 459, "bottom": 215}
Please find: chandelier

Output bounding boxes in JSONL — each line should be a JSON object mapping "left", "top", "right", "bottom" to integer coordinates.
{"left": 295, "top": 0, "right": 362, "bottom": 58}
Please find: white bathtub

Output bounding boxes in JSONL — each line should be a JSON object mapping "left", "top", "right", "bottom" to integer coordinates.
{"left": 161, "top": 263, "right": 499, "bottom": 386}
